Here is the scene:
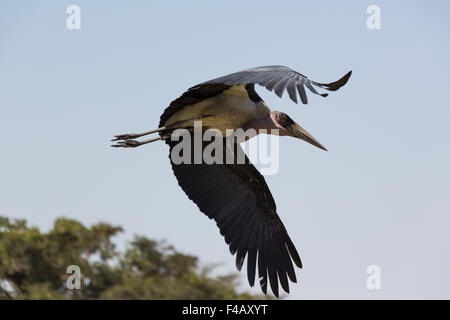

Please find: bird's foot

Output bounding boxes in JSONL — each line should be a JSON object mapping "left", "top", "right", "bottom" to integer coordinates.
{"left": 111, "top": 133, "right": 141, "bottom": 142}
{"left": 111, "top": 139, "right": 142, "bottom": 148}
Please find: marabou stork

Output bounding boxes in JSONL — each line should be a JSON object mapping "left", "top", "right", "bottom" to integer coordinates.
{"left": 112, "top": 65, "right": 351, "bottom": 297}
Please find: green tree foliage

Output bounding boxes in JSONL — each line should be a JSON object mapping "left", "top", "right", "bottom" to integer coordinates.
{"left": 0, "top": 216, "right": 262, "bottom": 300}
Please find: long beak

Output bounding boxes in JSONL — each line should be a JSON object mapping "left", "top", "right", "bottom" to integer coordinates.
{"left": 285, "top": 123, "right": 327, "bottom": 151}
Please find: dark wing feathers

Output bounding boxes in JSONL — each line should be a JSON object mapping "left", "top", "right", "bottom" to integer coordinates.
{"left": 201, "top": 65, "right": 352, "bottom": 104}
{"left": 286, "top": 78, "right": 298, "bottom": 103}
{"left": 274, "top": 77, "right": 290, "bottom": 98}
{"left": 297, "top": 83, "right": 308, "bottom": 104}
{"left": 168, "top": 136, "right": 301, "bottom": 297}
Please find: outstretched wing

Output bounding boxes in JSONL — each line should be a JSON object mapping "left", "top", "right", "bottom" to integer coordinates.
{"left": 197, "top": 65, "right": 352, "bottom": 104}
{"left": 159, "top": 65, "right": 351, "bottom": 128}
{"left": 168, "top": 135, "right": 302, "bottom": 297}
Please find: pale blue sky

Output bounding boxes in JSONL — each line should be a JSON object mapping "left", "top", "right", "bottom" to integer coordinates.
{"left": 1, "top": 0, "right": 449, "bottom": 299}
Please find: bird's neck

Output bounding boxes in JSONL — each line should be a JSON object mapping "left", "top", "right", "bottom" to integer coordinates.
{"left": 242, "top": 115, "right": 281, "bottom": 136}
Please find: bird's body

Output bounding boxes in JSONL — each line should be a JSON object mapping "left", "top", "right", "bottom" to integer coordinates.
{"left": 162, "top": 85, "right": 270, "bottom": 136}
{"left": 112, "top": 65, "right": 351, "bottom": 297}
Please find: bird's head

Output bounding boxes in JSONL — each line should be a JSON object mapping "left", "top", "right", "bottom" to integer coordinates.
{"left": 269, "top": 111, "right": 327, "bottom": 151}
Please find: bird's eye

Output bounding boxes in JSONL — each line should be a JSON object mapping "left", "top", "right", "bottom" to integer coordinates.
{"left": 278, "top": 113, "right": 294, "bottom": 127}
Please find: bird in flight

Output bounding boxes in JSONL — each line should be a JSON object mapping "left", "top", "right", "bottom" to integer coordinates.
{"left": 112, "top": 65, "right": 351, "bottom": 297}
